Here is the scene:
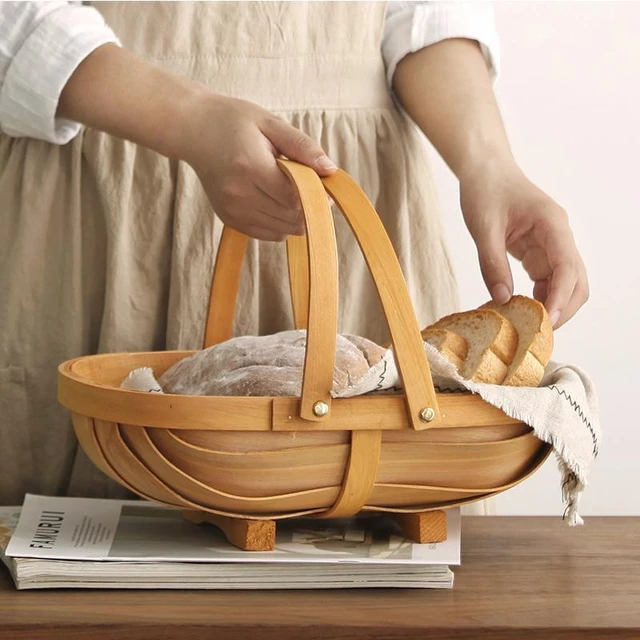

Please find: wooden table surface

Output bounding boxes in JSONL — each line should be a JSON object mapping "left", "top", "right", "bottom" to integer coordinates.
{"left": 1, "top": 516, "right": 639, "bottom": 640}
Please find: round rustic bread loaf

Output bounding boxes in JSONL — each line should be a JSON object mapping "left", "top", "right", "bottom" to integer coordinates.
{"left": 158, "top": 330, "right": 386, "bottom": 397}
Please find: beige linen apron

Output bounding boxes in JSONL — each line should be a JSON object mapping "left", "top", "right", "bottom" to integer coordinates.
{"left": 0, "top": 1, "right": 486, "bottom": 512}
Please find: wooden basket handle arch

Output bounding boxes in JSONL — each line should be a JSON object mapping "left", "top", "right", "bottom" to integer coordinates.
{"left": 204, "top": 159, "right": 440, "bottom": 430}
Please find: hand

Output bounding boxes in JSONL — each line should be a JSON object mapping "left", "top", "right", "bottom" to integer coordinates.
{"left": 459, "top": 162, "right": 589, "bottom": 328}
{"left": 179, "top": 93, "right": 337, "bottom": 241}
{"left": 57, "top": 44, "right": 336, "bottom": 242}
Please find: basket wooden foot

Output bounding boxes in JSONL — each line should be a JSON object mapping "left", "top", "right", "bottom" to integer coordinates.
{"left": 183, "top": 511, "right": 276, "bottom": 551}
{"left": 390, "top": 510, "right": 447, "bottom": 544}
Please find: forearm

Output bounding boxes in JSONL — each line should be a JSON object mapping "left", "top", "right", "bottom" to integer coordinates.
{"left": 393, "top": 38, "right": 515, "bottom": 180}
{"left": 57, "top": 43, "right": 207, "bottom": 159}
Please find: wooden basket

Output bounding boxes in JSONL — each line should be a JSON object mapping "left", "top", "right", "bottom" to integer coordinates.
{"left": 59, "top": 160, "right": 550, "bottom": 547}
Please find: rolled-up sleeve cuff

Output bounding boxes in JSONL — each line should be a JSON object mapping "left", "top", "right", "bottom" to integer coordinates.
{"left": 0, "top": 5, "right": 119, "bottom": 144}
{"left": 383, "top": 2, "right": 501, "bottom": 89}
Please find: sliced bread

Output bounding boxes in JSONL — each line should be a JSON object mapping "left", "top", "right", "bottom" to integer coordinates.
{"left": 430, "top": 309, "right": 518, "bottom": 384}
{"left": 421, "top": 327, "right": 468, "bottom": 373}
{"left": 480, "top": 295, "right": 553, "bottom": 386}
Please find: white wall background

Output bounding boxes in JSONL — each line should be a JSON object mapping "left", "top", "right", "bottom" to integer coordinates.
{"left": 427, "top": 1, "right": 640, "bottom": 515}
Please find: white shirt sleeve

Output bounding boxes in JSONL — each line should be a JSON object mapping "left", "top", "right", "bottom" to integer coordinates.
{"left": 382, "top": 1, "right": 501, "bottom": 88}
{"left": 0, "top": 1, "right": 119, "bottom": 144}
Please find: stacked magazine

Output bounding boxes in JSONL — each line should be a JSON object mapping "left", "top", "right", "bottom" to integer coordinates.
{"left": 0, "top": 494, "right": 460, "bottom": 590}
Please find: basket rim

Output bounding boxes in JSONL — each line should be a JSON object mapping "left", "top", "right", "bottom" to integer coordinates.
{"left": 58, "top": 351, "right": 525, "bottom": 433}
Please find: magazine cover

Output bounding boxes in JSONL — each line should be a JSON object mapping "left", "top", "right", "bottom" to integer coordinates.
{"left": 4, "top": 495, "right": 461, "bottom": 565}
{"left": 0, "top": 497, "right": 457, "bottom": 590}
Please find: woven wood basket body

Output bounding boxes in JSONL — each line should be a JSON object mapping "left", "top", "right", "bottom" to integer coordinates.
{"left": 58, "top": 160, "right": 551, "bottom": 521}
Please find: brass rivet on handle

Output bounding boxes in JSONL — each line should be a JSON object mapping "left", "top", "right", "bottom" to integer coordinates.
{"left": 313, "top": 401, "right": 330, "bottom": 417}
{"left": 419, "top": 407, "right": 436, "bottom": 423}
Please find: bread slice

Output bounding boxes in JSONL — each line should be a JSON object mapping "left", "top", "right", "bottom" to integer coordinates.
{"left": 421, "top": 328, "right": 468, "bottom": 373}
{"left": 430, "top": 309, "right": 518, "bottom": 384}
{"left": 480, "top": 295, "right": 553, "bottom": 386}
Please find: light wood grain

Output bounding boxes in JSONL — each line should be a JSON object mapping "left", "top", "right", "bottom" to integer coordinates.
{"left": 2, "top": 517, "right": 638, "bottom": 640}
{"left": 391, "top": 510, "right": 447, "bottom": 543}
{"left": 70, "top": 414, "right": 120, "bottom": 483}
{"left": 322, "top": 168, "right": 440, "bottom": 430}
{"left": 60, "top": 354, "right": 524, "bottom": 431}
{"left": 93, "top": 421, "right": 185, "bottom": 508}
{"left": 286, "top": 233, "right": 310, "bottom": 330}
{"left": 147, "top": 428, "right": 349, "bottom": 497}
{"left": 271, "top": 394, "right": 523, "bottom": 431}
{"left": 99, "top": 419, "right": 549, "bottom": 517}
{"left": 319, "top": 430, "right": 382, "bottom": 518}
{"left": 375, "top": 433, "right": 545, "bottom": 488}
{"left": 119, "top": 424, "right": 335, "bottom": 518}
{"left": 171, "top": 422, "right": 531, "bottom": 450}
{"left": 203, "top": 226, "right": 248, "bottom": 348}
{"left": 277, "top": 159, "right": 339, "bottom": 422}
{"left": 182, "top": 511, "right": 276, "bottom": 551}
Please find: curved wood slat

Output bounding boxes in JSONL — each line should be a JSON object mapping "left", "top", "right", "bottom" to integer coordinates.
{"left": 171, "top": 428, "right": 348, "bottom": 451}
{"left": 60, "top": 357, "right": 522, "bottom": 431}
{"left": 376, "top": 433, "right": 545, "bottom": 489}
{"left": 70, "top": 414, "right": 122, "bottom": 483}
{"left": 171, "top": 423, "right": 530, "bottom": 450}
{"left": 286, "top": 233, "right": 310, "bottom": 330}
{"left": 321, "top": 169, "right": 439, "bottom": 430}
{"left": 147, "top": 429, "right": 542, "bottom": 503}
{"left": 203, "top": 226, "right": 249, "bottom": 349}
{"left": 149, "top": 428, "right": 348, "bottom": 497}
{"left": 319, "top": 430, "right": 382, "bottom": 518}
{"left": 368, "top": 444, "right": 552, "bottom": 511}
{"left": 119, "top": 424, "right": 342, "bottom": 514}
{"left": 271, "top": 395, "right": 520, "bottom": 432}
{"left": 368, "top": 486, "right": 491, "bottom": 508}
{"left": 202, "top": 160, "right": 338, "bottom": 422}
{"left": 276, "top": 159, "right": 339, "bottom": 422}
{"left": 365, "top": 496, "right": 495, "bottom": 514}
{"left": 70, "top": 409, "right": 550, "bottom": 518}
{"left": 92, "top": 420, "right": 185, "bottom": 507}
{"left": 381, "top": 423, "right": 532, "bottom": 444}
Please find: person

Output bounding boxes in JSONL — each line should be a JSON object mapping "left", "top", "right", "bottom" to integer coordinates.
{"left": 0, "top": 2, "right": 588, "bottom": 507}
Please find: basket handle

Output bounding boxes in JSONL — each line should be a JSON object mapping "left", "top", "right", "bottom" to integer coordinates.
{"left": 319, "top": 169, "right": 440, "bottom": 428}
{"left": 204, "top": 160, "right": 440, "bottom": 428}
{"left": 286, "top": 233, "right": 310, "bottom": 330}
{"left": 204, "top": 160, "right": 339, "bottom": 422}
{"left": 203, "top": 226, "right": 248, "bottom": 348}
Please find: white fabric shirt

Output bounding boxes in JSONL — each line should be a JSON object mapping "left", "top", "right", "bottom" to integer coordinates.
{"left": 0, "top": 1, "right": 500, "bottom": 144}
